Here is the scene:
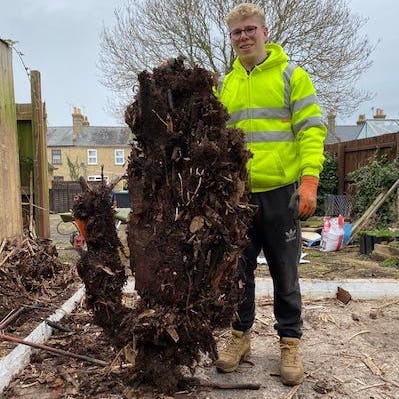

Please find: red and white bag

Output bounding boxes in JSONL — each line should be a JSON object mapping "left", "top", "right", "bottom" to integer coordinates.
{"left": 320, "top": 215, "right": 345, "bottom": 252}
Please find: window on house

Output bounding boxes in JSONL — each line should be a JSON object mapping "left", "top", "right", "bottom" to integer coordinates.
{"left": 51, "top": 149, "right": 62, "bottom": 165}
{"left": 87, "top": 149, "right": 97, "bottom": 165}
{"left": 115, "top": 149, "right": 125, "bottom": 165}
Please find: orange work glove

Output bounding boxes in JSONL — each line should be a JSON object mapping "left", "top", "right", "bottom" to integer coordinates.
{"left": 74, "top": 218, "right": 87, "bottom": 241}
{"left": 297, "top": 176, "right": 319, "bottom": 219}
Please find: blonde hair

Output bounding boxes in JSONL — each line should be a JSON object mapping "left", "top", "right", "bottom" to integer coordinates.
{"left": 226, "top": 3, "right": 266, "bottom": 26}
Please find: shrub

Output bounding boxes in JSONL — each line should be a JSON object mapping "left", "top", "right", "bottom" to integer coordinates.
{"left": 316, "top": 151, "right": 339, "bottom": 215}
{"left": 349, "top": 156, "right": 399, "bottom": 228}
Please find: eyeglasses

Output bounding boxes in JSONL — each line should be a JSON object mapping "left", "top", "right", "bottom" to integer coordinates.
{"left": 229, "top": 26, "right": 258, "bottom": 41}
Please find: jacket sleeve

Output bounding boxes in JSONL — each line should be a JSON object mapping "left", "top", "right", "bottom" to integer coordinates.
{"left": 290, "top": 67, "right": 326, "bottom": 178}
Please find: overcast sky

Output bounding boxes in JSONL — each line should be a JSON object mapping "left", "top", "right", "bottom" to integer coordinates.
{"left": 1, "top": 0, "right": 398, "bottom": 127}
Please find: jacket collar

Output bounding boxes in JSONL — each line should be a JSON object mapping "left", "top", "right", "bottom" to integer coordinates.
{"left": 233, "top": 43, "right": 288, "bottom": 75}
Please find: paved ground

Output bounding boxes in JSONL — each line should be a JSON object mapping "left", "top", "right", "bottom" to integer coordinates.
{"left": 49, "top": 213, "right": 128, "bottom": 264}
{"left": 49, "top": 213, "right": 76, "bottom": 244}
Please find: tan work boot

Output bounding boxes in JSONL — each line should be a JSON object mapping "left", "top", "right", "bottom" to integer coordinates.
{"left": 280, "top": 337, "right": 304, "bottom": 385}
{"left": 215, "top": 329, "right": 251, "bottom": 372}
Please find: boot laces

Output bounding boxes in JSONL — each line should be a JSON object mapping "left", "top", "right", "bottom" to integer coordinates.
{"left": 223, "top": 335, "right": 244, "bottom": 355}
{"left": 280, "top": 343, "right": 299, "bottom": 364}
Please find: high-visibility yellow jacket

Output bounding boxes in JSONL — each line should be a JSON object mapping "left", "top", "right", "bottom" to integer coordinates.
{"left": 216, "top": 43, "right": 326, "bottom": 193}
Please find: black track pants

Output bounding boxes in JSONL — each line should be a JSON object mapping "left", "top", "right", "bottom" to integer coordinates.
{"left": 232, "top": 183, "right": 303, "bottom": 338}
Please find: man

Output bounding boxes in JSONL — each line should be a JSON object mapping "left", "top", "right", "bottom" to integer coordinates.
{"left": 214, "top": 3, "right": 326, "bottom": 386}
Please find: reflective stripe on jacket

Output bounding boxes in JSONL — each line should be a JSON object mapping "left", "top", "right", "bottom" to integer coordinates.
{"left": 216, "top": 43, "right": 326, "bottom": 193}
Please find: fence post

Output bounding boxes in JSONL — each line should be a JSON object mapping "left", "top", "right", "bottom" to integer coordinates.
{"left": 337, "top": 142, "right": 345, "bottom": 194}
{"left": 31, "top": 71, "right": 50, "bottom": 238}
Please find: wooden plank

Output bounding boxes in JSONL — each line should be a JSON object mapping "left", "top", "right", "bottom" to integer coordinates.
{"left": 15, "top": 103, "right": 32, "bottom": 120}
{"left": 349, "top": 178, "right": 399, "bottom": 241}
{"left": 0, "top": 40, "right": 23, "bottom": 240}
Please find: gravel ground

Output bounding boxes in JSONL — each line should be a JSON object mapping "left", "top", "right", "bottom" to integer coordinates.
{"left": 3, "top": 296, "right": 399, "bottom": 399}
{"left": 3, "top": 214, "right": 393, "bottom": 398}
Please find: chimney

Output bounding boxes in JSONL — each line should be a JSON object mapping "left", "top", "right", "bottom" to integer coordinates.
{"left": 327, "top": 110, "right": 336, "bottom": 136}
{"left": 356, "top": 114, "right": 366, "bottom": 125}
{"left": 373, "top": 108, "right": 386, "bottom": 119}
{"left": 82, "top": 116, "right": 90, "bottom": 126}
{"left": 72, "top": 107, "right": 84, "bottom": 134}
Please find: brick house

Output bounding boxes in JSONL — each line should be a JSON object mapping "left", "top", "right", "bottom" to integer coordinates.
{"left": 47, "top": 107, "right": 132, "bottom": 189}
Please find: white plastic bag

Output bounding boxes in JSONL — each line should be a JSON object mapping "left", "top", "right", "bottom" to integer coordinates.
{"left": 320, "top": 215, "right": 345, "bottom": 252}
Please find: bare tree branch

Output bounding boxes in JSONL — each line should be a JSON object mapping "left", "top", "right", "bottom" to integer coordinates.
{"left": 98, "top": 0, "right": 376, "bottom": 120}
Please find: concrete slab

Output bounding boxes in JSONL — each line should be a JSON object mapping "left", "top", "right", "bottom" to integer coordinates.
{"left": 125, "top": 277, "right": 399, "bottom": 299}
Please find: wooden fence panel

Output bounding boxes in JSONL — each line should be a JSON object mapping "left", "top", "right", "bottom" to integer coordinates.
{"left": 325, "top": 132, "right": 399, "bottom": 194}
{"left": 49, "top": 181, "right": 82, "bottom": 213}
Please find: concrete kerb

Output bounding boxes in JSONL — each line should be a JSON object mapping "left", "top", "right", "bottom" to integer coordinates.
{"left": 258, "top": 278, "right": 399, "bottom": 300}
{"left": 1, "top": 278, "right": 399, "bottom": 393}
{"left": 0, "top": 286, "right": 85, "bottom": 393}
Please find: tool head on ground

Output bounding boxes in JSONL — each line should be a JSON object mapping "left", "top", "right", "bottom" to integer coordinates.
{"left": 70, "top": 230, "right": 86, "bottom": 252}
